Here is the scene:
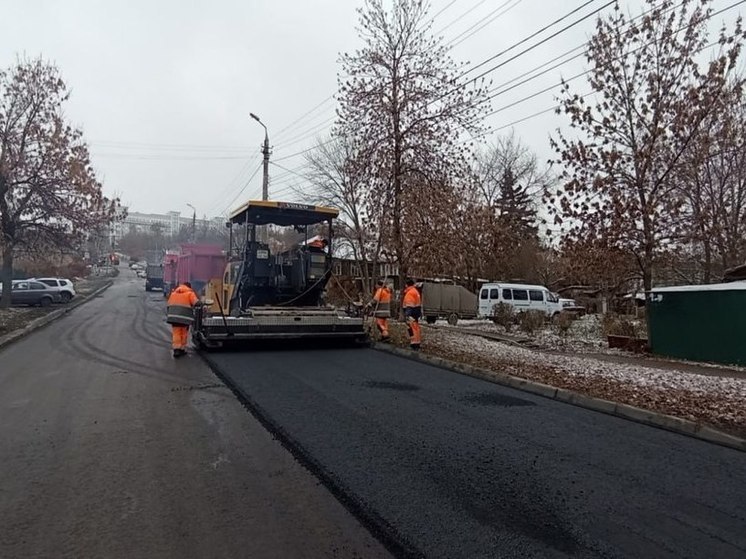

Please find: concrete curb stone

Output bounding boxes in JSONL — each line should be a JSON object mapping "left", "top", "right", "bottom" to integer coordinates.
{"left": 373, "top": 342, "right": 746, "bottom": 453}
{"left": 0, "top": 280, "right": 113, "bottom": 351}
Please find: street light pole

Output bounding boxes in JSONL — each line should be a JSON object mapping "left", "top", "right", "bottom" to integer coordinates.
{"left": 186, "top": 204, "right": 196, "bottom": 243}
{"left": 250, "top": 113, "right": 270, "bottom": 201}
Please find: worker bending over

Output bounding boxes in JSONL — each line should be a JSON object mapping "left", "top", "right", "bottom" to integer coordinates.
{"left": 402, "top": 279, "right": 422, "bottom": 350}
{"left": 166, "top": 281, "right": 199, "bottom": 358}
{"left": 371, "top": 279, "right": 392, "bottom": 342}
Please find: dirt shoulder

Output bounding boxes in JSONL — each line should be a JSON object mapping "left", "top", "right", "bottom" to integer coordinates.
{"left": 380, "top": 321, "right": 746, "bottom": 439}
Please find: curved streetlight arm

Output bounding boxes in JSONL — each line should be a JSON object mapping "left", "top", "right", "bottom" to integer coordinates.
{"left": 249, "top": 113, "right": 267, "bottom": 136}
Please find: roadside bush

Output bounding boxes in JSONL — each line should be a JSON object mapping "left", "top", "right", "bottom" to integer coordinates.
{"left": 490, "top": 302, "right": 515, "bottom": 332}
{"left": 553, "top": 311, "right": 575, "bottom": 339}
{"left": 518, "top": 310, "right": 546, "bottom": 335}
{"left": 602, "top": 313, "right": 639, "bottom": 338}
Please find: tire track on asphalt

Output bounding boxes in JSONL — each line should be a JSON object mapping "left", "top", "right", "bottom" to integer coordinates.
{"left": 57, "top": 306, "right": 184, "bottom": 385}
{"left": 128, "top": 293, "right": 170, "bottom": 349}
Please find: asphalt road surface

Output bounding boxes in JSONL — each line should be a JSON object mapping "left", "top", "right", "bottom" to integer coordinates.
{"left": 0, "top": 271, "right": 390, "bottom": 559}
{"left": 206, "top": 348, "right": 746, "bottom": 559}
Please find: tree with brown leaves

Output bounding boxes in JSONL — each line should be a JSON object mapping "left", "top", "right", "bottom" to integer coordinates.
{"left": 336, "top": 0, "right": 490, "bottom": 288}
{"left": 549, "top": 0, "right": 745, "bottom": 290}
{"left": 0, "top": 58, "right": 116, "bottom": 306}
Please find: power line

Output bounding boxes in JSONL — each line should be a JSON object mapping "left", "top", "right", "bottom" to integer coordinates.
{"left": 446, "top": 0, "right": 680, "bottom": 125}
{"left": 463, "top": 0, "right": 614, "bottom": 87}
{"left": 425, "top": 0, "right": 458, "bottom": 27}
{"left": 90, "top": 140, "right": 251, "bottom": 152}
{"left": 459, "top": 0, "right": 602, "bottom": 80}
{"left": 270, "top": 160, "right": 309, "bottom": 180}
{"left": 434, "top": 0, "right": 490, "bottom": 36}
{"left": 205, "top": 153, "right": 262, "bottom": 216}
{"left": 273, "top": 95, "right": 336, "bottom": 142}
{"left": 91, "top": 152, "right": 251, "bottom": 161}
{"left": 471, "top": 17, "right": 740, "bottom": 143}
{"left": 448, "top": 0, "right": 523, "bottom": 49}
{"left": 221, "top": 163, "right": 263, "bottom": 216}
{"left": 477, "top": 0, "right": 745, "bottom": 121}
{"left": 273, "top": 115, "right": 336, "bottom": 152}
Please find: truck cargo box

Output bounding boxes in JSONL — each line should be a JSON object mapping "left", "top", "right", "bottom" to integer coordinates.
{"left": 175, "top": 244, "right": 225, "bottom": 296}
{"left": 421, "top": 282, "right": 478, "bottom": 325}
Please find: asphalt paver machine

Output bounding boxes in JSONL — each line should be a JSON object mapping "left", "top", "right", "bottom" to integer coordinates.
{"left": 193, "top": 200, "right": 366, "bottom": 348}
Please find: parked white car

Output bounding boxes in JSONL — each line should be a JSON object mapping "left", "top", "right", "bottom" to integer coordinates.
{"left": 477, "top": 283, "right": 561, "bottom": 318}
{"left": 31, "top": 277, "right": 76, "bottom": 303}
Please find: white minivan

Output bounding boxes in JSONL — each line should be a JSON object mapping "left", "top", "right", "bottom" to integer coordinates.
{"left": 477, "top": 283, "right": 561, "bottom": 318}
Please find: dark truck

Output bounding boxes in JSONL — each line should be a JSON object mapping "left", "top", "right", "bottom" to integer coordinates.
{"left": 145, "top": 264, "right": 164, "bottom": 291}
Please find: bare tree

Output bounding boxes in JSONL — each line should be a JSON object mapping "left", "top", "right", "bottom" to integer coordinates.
{"left": 680, "top": 84, "right": 746, "bottom": 281}
{"left": 0, "top": 58, "right": 116, "bottom": 306}
{"left": 549, "top": 0, "right": 745, "bottom": 290}
{"left": 303, "top": 134, "right": 382, "bottom": 293}
{"left": 475, "top": 131, "right": 550, "bottom": 209}
{"left": 460, "top": 132, "right": 551, "bottom": 283}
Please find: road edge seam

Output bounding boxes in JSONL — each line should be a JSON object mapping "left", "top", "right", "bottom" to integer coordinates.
{"left": 0, "top": 281, "right": 113, "bottom": 351}
{"left": 373, "top": 343, "right": 746, "bottom": 453}
{"left": 200, "top": 352, "right": 423, "bottom": 559}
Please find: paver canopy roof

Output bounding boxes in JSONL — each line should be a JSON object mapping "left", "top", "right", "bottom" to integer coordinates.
{"left": 228, "top": 200, "right": 339, "bottom": 226}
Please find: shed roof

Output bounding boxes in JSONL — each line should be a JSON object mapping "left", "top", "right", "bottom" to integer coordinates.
{"left": 650, "top": 282, "right": 746, "bottom": 293}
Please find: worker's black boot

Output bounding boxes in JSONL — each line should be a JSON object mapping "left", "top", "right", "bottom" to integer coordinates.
{"left": 173, "top": 349, "right": 180, "bottom": 358}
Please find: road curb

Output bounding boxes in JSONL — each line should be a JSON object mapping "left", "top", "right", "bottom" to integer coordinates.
{"left": 373, "top": 343, "right": 746, "bottom": 453}
{"left": 0, "top": 280, "right": 113, "bottom": 351}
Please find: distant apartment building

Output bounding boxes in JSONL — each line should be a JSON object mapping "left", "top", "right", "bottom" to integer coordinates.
{"left": 111, "top": 207, "right": 224, "bottom": 245}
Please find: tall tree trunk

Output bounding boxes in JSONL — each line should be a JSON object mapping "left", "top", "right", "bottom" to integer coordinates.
{"left": 0, "top": 245, "right": 13, "bottom": 309}
{"left": 642, "top": 261, "right": 653, "bottom": 293}
{"left": 702, "top": 239, "right": 712, "bottom": 284}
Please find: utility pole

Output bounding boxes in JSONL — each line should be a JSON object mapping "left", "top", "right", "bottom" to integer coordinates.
{"left": 250, "top": 113, "right": 270, "bottom": 200}
{"left": 187, "top": 204, "right": 196, "bottom": 243}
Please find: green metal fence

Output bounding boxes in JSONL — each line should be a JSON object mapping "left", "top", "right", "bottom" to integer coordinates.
{"left": 647, "top": 284, "right": 746, "bottom": 366}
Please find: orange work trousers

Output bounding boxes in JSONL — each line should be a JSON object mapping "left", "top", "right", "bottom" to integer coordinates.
{"left": 172, "top": 325, "right": 189, "bottom": 350}
{"left": 406, "top": 317, "right": 421, "bottom": 347}
{"left": 375, "top": 317, "right": 389, "bottom": 339}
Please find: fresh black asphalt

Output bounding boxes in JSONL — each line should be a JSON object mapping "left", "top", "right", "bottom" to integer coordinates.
{"left": 206, "top": 346, "right": 746, "bottom": 559}
{"left": 0, "top": 272, "right": 390, "bottom": 559}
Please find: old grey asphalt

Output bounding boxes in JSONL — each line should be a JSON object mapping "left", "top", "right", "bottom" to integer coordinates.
{"left": 0, "top": 271, "right": 390, "bottom": 559}
{"left": 206, "top": 346, "right": 746, "bottom": 559}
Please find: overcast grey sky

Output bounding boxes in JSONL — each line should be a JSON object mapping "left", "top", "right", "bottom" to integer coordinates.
{"left": 2, "top": 0, "right": 742, "bottom": 219}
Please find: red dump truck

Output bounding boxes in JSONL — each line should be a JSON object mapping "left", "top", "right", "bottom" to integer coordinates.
{"left": 169, "top": 244, "right": 225, "bottom": 297}
{"left": 162, "top": 252, "right": 180, "bottom": 297}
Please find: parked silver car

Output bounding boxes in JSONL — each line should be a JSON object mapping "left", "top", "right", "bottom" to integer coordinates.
{"left": 31, "top": 277, "right": 76, "bottom": 303}
{"left": 7, "top": 280, "right": 62, "bottom": 307}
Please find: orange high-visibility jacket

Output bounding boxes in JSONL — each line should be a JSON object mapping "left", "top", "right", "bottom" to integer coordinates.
{"left": 402, "top": 285, "right": 421, "bottom": 308}
{"left": 168, "top": 284, "right": 199, "bottom": 308}
{"left": 373, "top": 286, "right": 391, "bottom": 304}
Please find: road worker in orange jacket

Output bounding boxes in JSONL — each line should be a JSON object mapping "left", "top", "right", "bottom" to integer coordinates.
{"left": 402, "top": 279, "right": 422, "bottom": 350}
{"left": 166, "top": 282, "right": 199, "bottom": 358}
{"left": 371, "top": 280, "right": 392, "bottom": 342}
